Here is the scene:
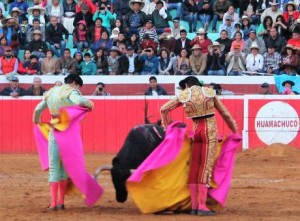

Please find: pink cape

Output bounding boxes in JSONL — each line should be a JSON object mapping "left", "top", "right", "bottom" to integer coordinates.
{"left": 34, "top": 106, "right": 103, "bottom": 207}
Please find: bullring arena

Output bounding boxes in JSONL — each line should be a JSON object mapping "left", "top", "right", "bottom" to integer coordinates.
{"left": 1, "top": 75, "right": 300, "bottom": 221}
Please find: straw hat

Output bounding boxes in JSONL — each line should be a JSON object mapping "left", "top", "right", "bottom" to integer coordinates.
{"left": 208, "top": 42, "right": 225, "bottom": 53}
{"left": 27, "top": 5, "right": 45, "bottom": 15}
{"left": 241, "top": 15, "right": 252, "bottom": 23}
{"left": 129, "top": 0, "right": 145, "bottom": 10}
{"left": 11, "top": 7, "right": 21, "bottom": 14}
{"left": 269, "top": 0, "right": 279, "bottom": 6}
{"left": 33, "top": 29, "right": 42, "bottom": 35}
{"left": 285, "top": 44, "right": 295, "bottom": 50}
{"left": 250, "top": 43, "right": 260, "bottom": 51}
{"left": 196, "top": 28, "right": 206, "bottom": 35}
{"left": 191, "top": 44, "right": 202, "bottom": 51}
{"left": 1, "top": 17, "right": 18, "bottom": 26}
{"left": 109, "top": 46, "right": 121, "bottom": 54}
{"left": 285, "top": 1, "right": 297, "bottom": 10}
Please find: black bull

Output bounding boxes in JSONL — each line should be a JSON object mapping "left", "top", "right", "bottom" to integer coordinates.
{"left": 94, "top": 124, "right": 165, "bottom": 203}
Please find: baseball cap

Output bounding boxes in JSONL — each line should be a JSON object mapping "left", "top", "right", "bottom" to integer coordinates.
{"left": 261, "top": 82, "right": 269, "bottom": 88}
{"left": 11, "top": 76, "right": 19, "bottom": 82}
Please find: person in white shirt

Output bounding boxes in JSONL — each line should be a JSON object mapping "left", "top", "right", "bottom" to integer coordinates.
{"left": 246, "top": 43, "right": 264, "bottom": 73}
{"left": 260, "top": 0, "right": 283, "bottom": 23}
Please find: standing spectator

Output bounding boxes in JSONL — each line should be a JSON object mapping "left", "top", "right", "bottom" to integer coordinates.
{"left": 0, "top": 46, "right": 18, "bottom": 76}
{"left": 190, "top": 28, "right": 212, "bottom": 54}
{"left": 124, "top": 0, "right": 148, "bottom": 35}
{"left": 27, "top": 30, "right": 48, "bottom": 59}
{"left": 259, "top": 82, "right": 272, "bottom": 94}
{"left": 260, "top": 0, "right": 282, "bottom": 23}
{"left": 1, "top": 76, "right": 26, "bottom": 97}
{"left": 230, "top": 31, "right": 244, "bottom": 52}
{"left": 264, "top": 27, "right": 286, "bottom": 54}
{"left": 219, "top": 15, "right": 235, "bottom": 38}
{"left": 80, "top": 52, "right": 97, "bottom": 75}
{"left": 73, "top": 3, "right": 94, "bottom": 28}
{"left": 9, "top": 0, "right": 28, "bottom": 16}
{"left": 197, "top": 0, "right": 213, "bottom": 31}
{"left": 92, "top": 82, "right": 111, "bottom": 95}
{"left": 174, "top": 29, "right": 191, "bottom": 56}
{"left": 244, "top": 30, "right": 266, "bottom": 55}
{"left": 158, "top": 47, "right": 174, "bottom": 75}
{"left": 174, "top": 48, "right": 191, "bottom": 75}
{"left": 212, "top": 0, "right": 231, "bottom": 32}
{"left": 93, "top": 48, "right": 109, "bottom": 75}
{"left": 189, "top": 44, "right": 207, "bottom": 75}
{"left": 91, "top": 30, "right": 113, "bottom": 54}
{"left": 41, "top": 50, "right": 57, "bottom": 75}
{"left": 257, "top": 15, "right": 273, "bottom": 40}
{"left": 223, "top": 5, "right": 239, "bottom": 26}
{"left": 46, "top": 0, "right": 64, "bottom": 23}
{"left": 159, "top": 27, "right": 176, "bottom": 54}
{"left": 25, "top": 77, "right": 46, "bottom": 96}
{"left": 151, "top": 0, "right": 171, "bottom": 35}
{"left": 241, "top": 15, "right": 256, "bottom": 40}
{"left": 182, "top": 0, "right": 198, "bottom": 33}
{"left": 63, "top": 0, "right": 77, "bottom": 34}
{"left": 246, "top": 43, "right": 264, "bottom": 73}
{"left": 73, "top": 20, "right": 89, "bottom": 52}
{"left": 226, "top": 43, "right": 246, "bottom": 75}
{"left": 55, "top": 48, "right": 77, "bottom": 74}
{"left": 139, "top": 20, "right": 158, "bottom": 42}
{"left": 280, "top": 44, "right": 299, "bottom": 75}
{"left": 92, "top": 4, "right": 115, "bottom": 31}
{"left": 87, "top": 17, "right": 108, "bottom": 50}
{"left": 45, "top": 16, "right": 69, "bottom": 57}
{"left": 263, "top": 42, "right": 282, "bottom": 75}
{"left": 26, "top": 19, "right": 46, "bottom": 43}
{"left": 27, "top": 5, "right": 46, "bottom": 26}
{"left": 206, "top": 42, "right": 226, "bottom": 75}
{"left": 140, "top": 47, "right": 159, "bottom": 75}
{"left": 144, "top": 76, "right": 168, "bottom": 95}
{"left": 107, "top": 46, "right": 121, "bottom": 75}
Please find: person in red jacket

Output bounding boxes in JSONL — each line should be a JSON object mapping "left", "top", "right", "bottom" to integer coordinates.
{"left": 0, "top": 46, "right": 18, "bottom": 77}
{"left": 140, "top": 34, "right": 158, "bottom": 52}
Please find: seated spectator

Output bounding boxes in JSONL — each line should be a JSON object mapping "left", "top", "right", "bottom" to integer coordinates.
{"left": 17, "top": 16, "right": 28, "bottom": 49}
{"left": 190, "top": 28, "right": 212, "bottom": 54}
{"left": 73, "top": 3, "right": 94, "bottom": 28}
{"left": 264, "top": 27, "right": 286, "bottom": 54}
{"left": 45, "top": 16, "right": 69, "bottom": 57}
{"left": 287, "top": 31, "right": 300, "bottom": 55}
{"left": 282, "top": 1, "right": 299, "bottom": 32}
{"left": 55, "top": 48, "right": 77, "bottom": 74}
{"left": 197, "top": 0, "right": 213, "bottom": 32}
{"left": 9, "top": 0, "right": 28, "bottom": 16}
{"left": 46, "top": 0, "right": 64, "bottom": 23}
{"left": 110, "top": 27, "right": 120, "bottom": 41}
{"left": 241, "top": 15, "right": 256, "bottom": 40}
{"left": 259, "top": 82, "right": 272, "bottom": 95}
{"left": 158, "top": 47, "right": 174, "bottom": 75}
{"left": 223, "top": 5, "right": 239, "bottom": 26}
{"left": 73, "top": 20, "right": 89, "bottom": 52}
{"left": 124, "top": 0, "right": 147, "bottom": 35}
{"left": 125, "top": 45, "right": 142, "bottom": 74}
{"left": 80, "top": 52, "right": 97, "bottom": 75}
{"left": 273, "top": 15, "right": 289, "bottom": 40}
{"left": 106, "top": 46, "right": 121, "bottom": 75}
{"left": 174, "top": 48, "right": 191, "bottom": 75}
{"left": 174, "top": 29, "right": 191, "bottom": 56}
{"left": 25, "top": 77, "right": 46, "bottom": 96}
{"left": 1, "top": 76, "right": 26, "bottom": 97}
{"left": 281, "top": 80, "right": 297, "bottom": 95}
{"left": 212, "top": 0, "right": 231, "bottom": 32}
{"left": 166, "top": 0, "right": 182, "bottom": 19}
{"left": 257, "top": 15, "right": 273, "bottom": 40}
{"left": 244, "top": 30, "right": 266, "bottom": 55}
{"left": 139, "top": 20, "right": 158, "bottom": 42}
{"left": 27, "top": 30, "right": 48, "bottom": 59}
{"left": 112, "top": 18, "right": 125, "bottom": 34}
{"left": 26, "top": 19, "right": 46, "bottom": 43}
{"left": 144, "top": 0, "right": 167, "bottom": 15}
{"left": 226, "top": 43, "right": 247, "bottom": 75}
{"left": 63, "top": 0, "right": 77, "bottom": 34}
{"left": 41, "top": 50, "right": 57, "bottom": 75}
{"left": 93, "top": 48, "right": 109, "bottom": 75}
{"left": 140, "top": 47, "right": 159, "bottom": 75}
{"left": 216, "top": 29, "right": 232, "bottom": 55}
{"left": 182, "top": 0, "right": 198, "bottom": 33}
{"left": 144, "top": 76, "right": 168, "bottom": 96}
{"left": 151, "top": 0, "right": 171, "bottom": 35}
{"left": 127, "top": 33, "right": 141, "bottom": 53}
{"left": 230, "top": 22, "right": 244, "bottom": 39}
{"left": 74, "top": 51, "right": 83, "bottom": 74}
{"left": 91, "top": 30, "right": 113, "bottom": 54}
{"left": 0, "top": 8, "right": 5, "bottom": 29}
{"left": 87, "top": 18, "right": 108, "bottom": 50}
{"left": 113, "top": 32, "right": 127, "bottom": 47}
{"left": 92, "top": 82, "right": 111, "bottom": 96}
{"left": 10, "top": 7, "right": 21, "bottom": 24}
{"left": 280, "top": 44, "right": 299, "bottom": 75}
{"left": 240, "top": 0, "right": 259, "bottom": 25}
{"left": 0, "top": 46, "right": 18, "bottom": 76}
{"left": 246, "top": 43, "right": 264, "bottom": 73}
{"left": 213, "top": 83, "right": 234, "bottom": 95}
{"left": 27, "top": 5, "right": 46, "bottom": 26}
{"left": 219, "top": 15, "right": 235, "bottom": 38}
{"left": 189, "top": 44, "right": 207, "bottom": 75}
{"left": 140, "top": 34, "right": 158, "bottom": 51}
{"left": 10, "top": 34, "right": 19, "bottom": 57}
{"left": 93, "top": 4, "right": 115, "bottom": 31}
{"left": 1, "top": 17, "right": 19, "bottom": 46}
{"left": 260, "top": 0, "right": 282, "bottom": 23}
{"left": 0, "top": 37, "right": 6, "bottom": 56}
{"left": 230, "top": 31, "right": 244, "bottom": 52}
{"left": 21, "top": 50, "right": 32, "bottom": 68}
{"left": 19, "top": 54, "right": 40, "bottom": 75}
{"left": 159, "top": 27, "right": 176, "bottom": 54}
{"left": 206, "top": 42, "right": 226, "bottom": 75}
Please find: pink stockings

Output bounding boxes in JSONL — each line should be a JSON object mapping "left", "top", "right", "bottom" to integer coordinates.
{"left": 49, "top": 180, "right": 68, "bottom": 208}
{"left": 189, "top": 184, "right": 210, "bottom": 211}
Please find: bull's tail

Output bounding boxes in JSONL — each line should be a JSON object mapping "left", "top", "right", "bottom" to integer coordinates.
{"left": 94, "top": 164, "right": 113, "bottom": 180}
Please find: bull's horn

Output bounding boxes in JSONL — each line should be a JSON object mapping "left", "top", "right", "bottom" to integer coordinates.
{"left": 94, "top": 164, "right": 113, "bottom": 179}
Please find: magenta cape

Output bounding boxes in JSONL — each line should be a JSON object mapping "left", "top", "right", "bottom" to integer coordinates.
{"left": 34, "top": 106, "right": 103, "bottom": 207}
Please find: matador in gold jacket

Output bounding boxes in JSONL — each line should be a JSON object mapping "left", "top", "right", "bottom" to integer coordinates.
{"left": 160, "top": 76, "right": 237, "bottom": 216}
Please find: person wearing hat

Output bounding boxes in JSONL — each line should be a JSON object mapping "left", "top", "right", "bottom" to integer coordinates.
{"left": 241, "top": 15, "right": 256, "bottom": 41}
{"left": 32, "top": 73, "right": 94, "bottom": 211}
{"left": 18, "top": 54, "right": 41, "bottom": 75}
{"left": 218, "top": 15, "right": 235, "bottom": 38}
{"left": 159, "top": 27, "right": 176, "bottom": 53}
{"left": 245, "top": 43, "right": 264, "bottom": 73}
{"left": 260, "top": 0, "right": 283, "bottom": 23}
{"left": 107, "top": 46, "right": 122, "bottom": 75}
{"left": 139, "top": 20, "right": 158, "bottom": 42}
{"left": 281, "top": 80, "right": 297, "bottom": 95}
{"left": 211, "top": 0, "right": 232, "bottom": 32}
{"left": 124, "top": 0, "right": 148, "bottom": 35}
{"left": 9, "top": 0, "right": 28, "bottom": 16}
{"left": 171, "top": 17, "right": 183, "bottom": 40}
{"left": 27, "top": 29, "right": 48, "bottom": 60}
{"left": 1, "top": 76, "right": 26, "bottom": 97}
{"left": 79, "top": 52, "right": 97, "bottom": 75}
{"left": 73, "top": 3, "right": 94, "bottom": 28}
{"left": 27, "top": 5, "right": 45, "bottom": 26}
{"left": 0, "top": 46, "right": 18, "bottom": 76}
{"left": 259, "top": 82, "right": 272, "bottom": 95}
{"left": 174, "top": 29, "right": 191, "bottom": 56}
{"left": 182, "top": 0, "right": 199, "bottom": 33}
{"left": 226, "top": 43, "right": 246, "bottom": 75}
{"left": 26, "top": 18, "right": 46, "bottom": 42}
{"left": 151, "top": 0, "right": 172, "bottom": 35}
{"left": 10, "top": 7, "right": 21, "bottom": 24}
{"left": 160, "top": 76, "right": 238, "bottom": 216}
{"left": 189, "top": 44, "right": 207, "bottom": 75}
{"left": 206, "top": 42, "right": 226, "bottom": 75}
{"left": 140, "top": 33, "right": 158, "bottom": 51}
{"left": 263, "top": 41, "right": 282, "bottom": 75}
{"left": 280, "top": 44, "right": 299, "bottom": 75}
{"left": 92, "top": 82, "right": 111, "bottom": 96}
{"left": 282, "top": 1, "right": 299, "bottom": 26}
{"left": 244, "top": 30, "right": 266, "bottom": 55}
{"left": 190, "top": 28, "right": 213, "bottom": 54}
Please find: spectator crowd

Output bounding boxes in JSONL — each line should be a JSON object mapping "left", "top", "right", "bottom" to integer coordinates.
{"left": 0, "top": 0, "right": 299, "bottom": 78}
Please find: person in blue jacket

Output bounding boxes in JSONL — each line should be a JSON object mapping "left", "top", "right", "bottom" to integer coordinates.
{"left": 139, "top": 47, "right": 159, "bottom": 75}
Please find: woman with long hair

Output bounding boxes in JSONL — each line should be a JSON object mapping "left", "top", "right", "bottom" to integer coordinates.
{"left": 93, "top": 48, "right": 109, "bottom": 75}
{"left": 230, "top": 31, "right": 245, "bottom": 52}
{"left": 257, "top": 15, "right": 273, "bottom": 40}
{"left": 158, "top": 47, "right": 174, "bottom": 75}
{"left": 126, "top": 33, "right": 141, "bottom": 53}
{"left": 175, "top": 48, "right": 191, "bottom": 75}
{"left": 274, "top": 15, "right": 289, "bottom": 40}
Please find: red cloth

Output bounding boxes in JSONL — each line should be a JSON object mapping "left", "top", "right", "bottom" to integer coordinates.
{"left": 190, "top": 38, "right": 212, "bottom": 54}
{"left": 0, "top": 56, "right": 17, "bottom": 74}
{"left": 282, "top": 11, "right": 299, "bottom": 24}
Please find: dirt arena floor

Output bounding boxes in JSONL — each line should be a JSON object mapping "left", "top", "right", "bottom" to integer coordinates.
{"left": 1, "top": 144, "right": 300, "bottom": 221}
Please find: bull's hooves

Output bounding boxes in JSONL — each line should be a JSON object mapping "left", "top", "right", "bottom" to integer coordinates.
{"left": 197, "top": 210, "right": 215, "bottom": 216}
